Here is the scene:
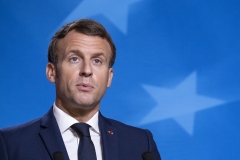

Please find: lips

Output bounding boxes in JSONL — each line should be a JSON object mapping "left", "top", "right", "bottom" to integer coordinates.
{"left": 76, "top": 83, "right": 94, "bottom": 91}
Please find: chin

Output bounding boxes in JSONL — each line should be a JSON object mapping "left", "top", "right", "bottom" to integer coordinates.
{"left": 74, "top": 100, "right": 96, "bottom": 108}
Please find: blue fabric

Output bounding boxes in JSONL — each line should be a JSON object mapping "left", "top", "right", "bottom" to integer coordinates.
{"left": 0, "top": 107, "right": 161, "bottom": 160}
{"left": 71, "top": 123, "right": 97, "bottom": 160}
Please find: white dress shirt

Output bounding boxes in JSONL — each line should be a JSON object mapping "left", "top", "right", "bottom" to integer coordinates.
{"left": 53, "top": 103, "right": 103, "bottom": 160}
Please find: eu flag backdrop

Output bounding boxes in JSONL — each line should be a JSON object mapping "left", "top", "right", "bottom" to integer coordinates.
{"left": 0, "top": 0, "right": 240, "bottom": 159}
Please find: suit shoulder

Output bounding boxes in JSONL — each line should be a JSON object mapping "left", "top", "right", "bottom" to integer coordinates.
{"left": 0, "top": 118, "right": 42, "bottom": 136}
{"left": 106, "top": 118, "right": 148, "bottom": 133}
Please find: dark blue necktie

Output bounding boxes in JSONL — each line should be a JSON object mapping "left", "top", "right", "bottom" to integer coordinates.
{"left": 71, "top": 123, "right": 97, "bottom": 160}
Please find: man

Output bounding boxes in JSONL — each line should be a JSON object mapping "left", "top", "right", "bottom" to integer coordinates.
{"left": 0, "top": 19, "right": 161, "bottom": 160}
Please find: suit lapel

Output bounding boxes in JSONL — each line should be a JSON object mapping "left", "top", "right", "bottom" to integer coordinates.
{"left": 39, "top": 107, "right": 69, "bottom": 160}
{"left": 99, "top": 112, "right": 119, "bottom": 160}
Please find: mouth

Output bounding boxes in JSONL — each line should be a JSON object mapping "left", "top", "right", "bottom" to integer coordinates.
{"left": 76, "top": 83, "right": 94, "bottom": 92}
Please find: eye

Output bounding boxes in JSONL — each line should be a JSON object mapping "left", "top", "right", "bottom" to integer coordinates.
{"left": 93, "top": 59, "right": 102, "bottom": 64}
{"left": 69, "top": 57, "right": 79, "bottom": 62}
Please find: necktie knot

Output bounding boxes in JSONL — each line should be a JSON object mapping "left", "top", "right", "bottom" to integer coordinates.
{"left": 71, "top": 123, "right": 90, "bottom": 138}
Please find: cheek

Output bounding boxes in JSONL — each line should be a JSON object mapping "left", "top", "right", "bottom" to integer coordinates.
{"left": 99, "top": 72, "right": 110, "bottom": 87}
{"left": 56, "top": 71, "right": 77, "bottom": 89}
{"left": 58, "top": 65, "right": 79, "bottom": 80}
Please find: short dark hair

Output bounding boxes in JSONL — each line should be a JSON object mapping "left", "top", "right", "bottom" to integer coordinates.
{"left": 48, "top": 19, "right": 116, "bottom": 67}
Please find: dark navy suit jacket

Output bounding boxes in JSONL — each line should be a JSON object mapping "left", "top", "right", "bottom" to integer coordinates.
{"left": 0, "top": 107, "right": 161, "bottom": 160}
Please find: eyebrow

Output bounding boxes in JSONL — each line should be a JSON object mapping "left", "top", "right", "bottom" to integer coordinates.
{"left": 67, "top": 49, "right": 81, "bottom": 55}
{"left": 91, "top": 52, "right": 107, "bottom": 59}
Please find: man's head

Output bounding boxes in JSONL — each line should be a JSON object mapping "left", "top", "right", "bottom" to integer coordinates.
{"left": 46, "top": 19, "right": 115, "bottom": 118}
{"left": 48, "top": 19, "right": 116, "bottom": 68}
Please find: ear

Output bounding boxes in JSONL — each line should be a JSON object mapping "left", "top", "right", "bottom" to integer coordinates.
{"left": 107, "top": 68, "right": 114, "bottom": 88}
{"left": 46, "top": 63, "right": 57, "bottom": 83}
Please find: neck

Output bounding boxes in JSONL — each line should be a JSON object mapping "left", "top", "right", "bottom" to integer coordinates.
{"left": 55, "top": 101, "right": 99, "bottom": 122}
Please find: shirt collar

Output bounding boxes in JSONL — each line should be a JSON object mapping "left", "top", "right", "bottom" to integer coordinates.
{"left": 53, "top": 103, "right": 100, "bottom": 134}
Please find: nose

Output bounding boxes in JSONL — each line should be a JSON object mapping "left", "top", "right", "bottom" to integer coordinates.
{"left": 80, "top": 61, "right": 92, "bottom": 77}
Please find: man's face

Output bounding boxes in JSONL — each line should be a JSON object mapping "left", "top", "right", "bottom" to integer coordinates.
{"left": 47, "top": 30, "right": 113, "bottom": 112}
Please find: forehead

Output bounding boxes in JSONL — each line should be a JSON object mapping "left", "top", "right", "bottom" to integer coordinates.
{"left": 56, "top": 30, "right": 112, "bottom": 57}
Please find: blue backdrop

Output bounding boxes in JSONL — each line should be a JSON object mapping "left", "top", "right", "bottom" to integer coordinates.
{"left": 1, "top": 0, "right": 240, "bottom": 159}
